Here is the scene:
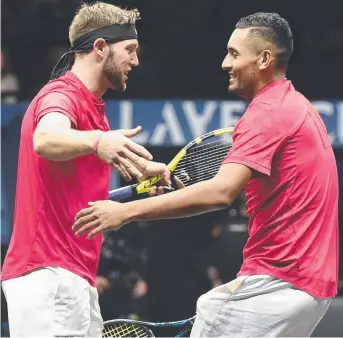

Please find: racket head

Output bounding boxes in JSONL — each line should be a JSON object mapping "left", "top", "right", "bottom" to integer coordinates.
{"left": 102, "top": 316, "right": 196, "bottom": 338}
{"left": 171, "top": 127, "right": 234, "bottom": 187}
{"left": 102, "top": 320, "right": 154, "bottom": 337}
{"left": 109, "top": 127, "right": 234, "bottom": 199}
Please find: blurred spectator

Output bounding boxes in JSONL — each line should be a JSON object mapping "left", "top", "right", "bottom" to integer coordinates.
{"left": 207, "top": 265, "right": 223, "bottom": 288}
{"left": 1, "top": 50, "right": 20, "bottom": 104}
{"left": 96, "top": 223, "right": 150, "bottom": 321}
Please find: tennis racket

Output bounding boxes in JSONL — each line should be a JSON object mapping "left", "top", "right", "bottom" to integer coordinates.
{"left": 102, "top": 315, "right": 196, "bottom": 337}
{"left": 108, "top": 127, "right": 234, "bottom": 201}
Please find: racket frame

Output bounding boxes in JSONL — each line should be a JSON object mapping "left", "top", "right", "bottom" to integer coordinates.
{"left": 102, "top": 315, "right": 196, "bottom": 337}
{"left": 108, "top": 127, "right": 234, "bottom": 201}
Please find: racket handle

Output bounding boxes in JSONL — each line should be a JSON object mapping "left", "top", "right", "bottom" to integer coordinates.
{"left": 108, "top": 186, "right": 133, "bottom": 201}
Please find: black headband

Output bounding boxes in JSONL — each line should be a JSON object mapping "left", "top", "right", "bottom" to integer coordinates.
{"left": 50, "top": 23, "right": 137, "bottom": 80}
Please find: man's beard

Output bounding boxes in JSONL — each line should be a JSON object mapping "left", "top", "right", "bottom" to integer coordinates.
{"left": 103, "top": 49, "right": 125, "bottom": 91}
{"left": 229, "top": 64, "right": 259, "bottom": 100}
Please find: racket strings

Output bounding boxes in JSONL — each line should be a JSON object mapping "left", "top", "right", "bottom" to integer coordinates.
{"left": 175, "top": 147, "right": 230, "bottom": 173}
{"left": 180, "top": 140, "right": 232, "bottom": 159}
{"left": 175, "top": 158, "right": 228, "bottom": 185}
{"left": 103, "top": 322, "right": 152, "bottom": 337}
{"left": 177, "top": 138, "right": 232, "bottom": 164}
{"left": 174, "top": 151, "right": 230, "bottom": 184}
{"left": 184, "top": 166, "right": 224, "bottom": 183}
{"left": 185, "top": 137, "right": 232, "bottom": 157}
{"left": 174, "top": 137, "right": 232, "bottom": 185}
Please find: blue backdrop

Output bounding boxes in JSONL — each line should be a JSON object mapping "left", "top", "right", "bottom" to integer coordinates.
{"left": 2, "top": 99, "right": 343, "bottom": 243}
{"left": 2, "top": 99, "right": 343, "bottom": 146}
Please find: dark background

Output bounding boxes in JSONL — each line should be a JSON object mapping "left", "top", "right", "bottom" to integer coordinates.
{"left": 2, "top": 0, "right": 343, "bottom": 101}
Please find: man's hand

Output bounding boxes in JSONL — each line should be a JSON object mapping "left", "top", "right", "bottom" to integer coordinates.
{"left": 73, "top": 200, "right": 129, "bottom": 238}
{"left": 95, "top": 276, "right": 112, "bottom": 295}
{"left": 148, "top": 174, "right": 185, "bottom": 196}
{"left": 97, "top": 126, "right": 171, "bottom": 182}
{"left": 97, "top": 126, "right": 151, "bottom": 181}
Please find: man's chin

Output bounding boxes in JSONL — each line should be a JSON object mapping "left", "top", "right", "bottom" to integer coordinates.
{"left": 110, "top": 82, "right": 126, "bottom": 92}
{"left": 228, "top": 84, "right": 237, "bottom": 93}
{"left": 228, "top": 84, "right": 245, "bottom": 99}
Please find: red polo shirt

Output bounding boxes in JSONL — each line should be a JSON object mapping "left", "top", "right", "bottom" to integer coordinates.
{"left": 1, "top": 71, "right": 110, "bottom": 285}
{"left": 223, "top": 79, "right": 339, "bottom": 298}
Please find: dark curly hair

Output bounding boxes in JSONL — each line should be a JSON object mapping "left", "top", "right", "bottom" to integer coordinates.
{"left": 236, "top": 12, "right": 293, "bottom": 70}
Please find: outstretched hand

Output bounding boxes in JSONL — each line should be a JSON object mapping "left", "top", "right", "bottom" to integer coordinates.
{"left": 72, "top": 200, "right": 128, "bottom": 239}
{"left": 148, "top": 174, "right": 185, "bottom": 196}
{"left": 96, "top": 126, "right": 170, "bottom": 183}
{"left": 72, "top": 174, "right": 185, "bottom": 238}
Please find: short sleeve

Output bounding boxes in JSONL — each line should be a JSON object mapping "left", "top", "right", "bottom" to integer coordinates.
{"left": 223, "top": 103, "right": 287, "bottom": 176}
{"left": 34, "top": 91, "right": 77, "bottom": 128}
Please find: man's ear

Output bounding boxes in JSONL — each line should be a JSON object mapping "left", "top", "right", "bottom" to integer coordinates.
{"left": 93, "top": 38, "right": 107, "bottom": 57}
{"left": 259, "top": 49, "right": 272, "bottom": 70}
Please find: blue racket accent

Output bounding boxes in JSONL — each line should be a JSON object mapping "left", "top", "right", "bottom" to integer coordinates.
{"left": 133, "top": 316, "right": 195, "bottom": 327}
{"left": 102, "top": 315, "right": 196, "bottom": 337}
{"left": 108, "top": 186, "right": 133, "bottom": 201}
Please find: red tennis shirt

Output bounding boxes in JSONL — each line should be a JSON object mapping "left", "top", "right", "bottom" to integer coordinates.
{"left": 1, "top": 71, "right": 110, "bottom": 285}
{"left": 223, "top": 79, "right": 339, "bottom": 298}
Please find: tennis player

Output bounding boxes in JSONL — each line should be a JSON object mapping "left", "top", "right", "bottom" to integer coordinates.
{"left": 1, "top": 3, "right": 169, "bottom": 337}
{"left": 72, "top": 12, "right": 339, "bottom": 337}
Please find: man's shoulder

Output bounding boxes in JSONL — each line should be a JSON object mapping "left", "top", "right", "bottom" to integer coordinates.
{"left": 33, "top": 76, "right": 79, "bottom": 104}
{"left": 22, "top": 77, "right": 79, "bottom": 124}
{"left": 248, "top": 87, "right": 308, "bottom": 121}
{"left": 237, "top": 99, "right": 295, "bottom": 137}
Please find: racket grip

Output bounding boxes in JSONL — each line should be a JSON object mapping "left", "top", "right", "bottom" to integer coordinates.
{"left": 108, "top": 186, "right": 133, "bottom": 201}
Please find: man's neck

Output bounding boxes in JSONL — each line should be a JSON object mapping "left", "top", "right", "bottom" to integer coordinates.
{"left": 71, "top": 62, "right": 107, "bottom": 99}
{"left": 248, "top": 73, "right": 286, "bottom": 102}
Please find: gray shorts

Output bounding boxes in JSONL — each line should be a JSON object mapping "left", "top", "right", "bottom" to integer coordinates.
{"left": 190, "top": 275, "right": 331, "bottom": 337}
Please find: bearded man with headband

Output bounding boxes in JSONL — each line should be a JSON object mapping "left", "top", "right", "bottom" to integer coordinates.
{"left": 1, "top": 2, "right": 169, "bottom": 336}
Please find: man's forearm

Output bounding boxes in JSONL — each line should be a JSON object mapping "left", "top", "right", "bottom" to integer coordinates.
{"left": 126, "top": 179, "right": 234, "bottom": 222}
{"left": 33, "top": 129, "right": 100, "bottom": 161}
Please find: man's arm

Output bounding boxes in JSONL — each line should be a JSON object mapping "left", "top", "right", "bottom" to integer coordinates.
{"left": 33, "top": 112, "right": 100, "bottom": 161}
{"left": 126, "top": 163, "right": 252, "bottom": 221}
{"left": 72, "top": 163, "right": 252, "bottom": 238}
{"left": 33, "top": 112, "right": 168, "bottom": 180}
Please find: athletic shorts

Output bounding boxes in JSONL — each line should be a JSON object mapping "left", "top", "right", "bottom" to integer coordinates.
{"left": 2, "top": 266, "right": 103, "bottom": 337}
{"left": 191, "top": 275, "right": 331, "bottom": 337}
